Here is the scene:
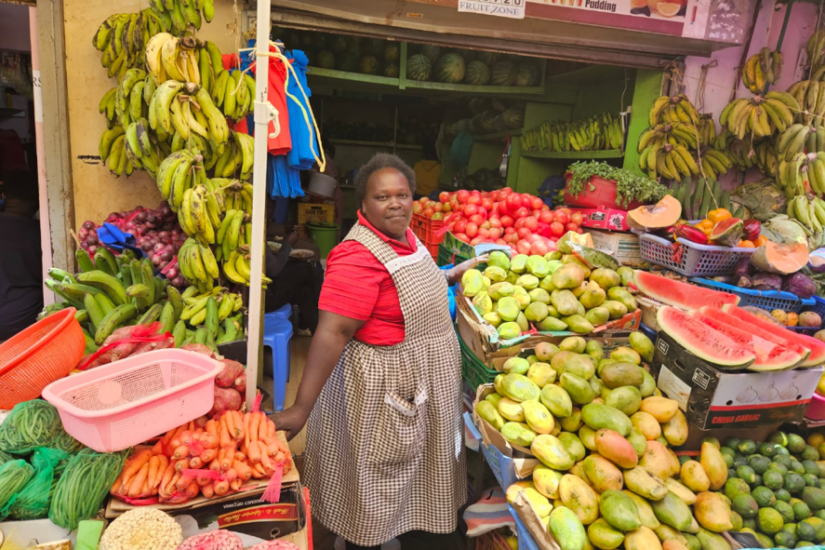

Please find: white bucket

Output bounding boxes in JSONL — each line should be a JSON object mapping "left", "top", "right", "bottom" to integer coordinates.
{"left": 308, "top": 172, "right": 337, "bottom": 198}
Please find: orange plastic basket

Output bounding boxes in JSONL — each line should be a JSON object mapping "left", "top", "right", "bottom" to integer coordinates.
{"left": 0, "top": 307, "right": 85, "bottom": 409}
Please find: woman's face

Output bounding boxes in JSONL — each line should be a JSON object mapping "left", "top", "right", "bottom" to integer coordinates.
{"left": 361, "top": 168, "right": 413, "bottom": 240}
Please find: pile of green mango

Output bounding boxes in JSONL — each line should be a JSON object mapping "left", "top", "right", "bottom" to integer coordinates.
{"left": 461, "top": 249, "right": 638, "bottom": 339}
{"left": 475, "top": 333, "right": 750, "bottom": 550}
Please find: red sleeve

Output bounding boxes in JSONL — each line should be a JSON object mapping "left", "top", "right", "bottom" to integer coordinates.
{"left": 319, "top": 241, "right": 384, "bottom": 321}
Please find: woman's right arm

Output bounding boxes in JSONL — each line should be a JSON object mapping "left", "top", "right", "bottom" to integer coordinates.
{"left": 271, "top": 310, "right": 364, "bottom": 440}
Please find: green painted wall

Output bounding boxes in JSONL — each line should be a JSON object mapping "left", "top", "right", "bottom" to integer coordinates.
{"left": 622, "top": 69, "right": 665, "bottom": 176}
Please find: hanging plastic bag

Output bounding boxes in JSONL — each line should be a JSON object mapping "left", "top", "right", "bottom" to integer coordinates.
{"left": 6, "top": 447, "right": 69, "bottom": 520}
{"left": 0, "top": 399, "right": 83, "bottom": 454}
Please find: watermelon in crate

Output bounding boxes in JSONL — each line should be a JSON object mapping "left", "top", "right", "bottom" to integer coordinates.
{"left": 435, "top": 52, "right": 466, "bottom": 83}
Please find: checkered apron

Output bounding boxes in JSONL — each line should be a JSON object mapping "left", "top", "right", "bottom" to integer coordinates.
{"left": 304, "top": 223, "right": 466, "bottom": 546}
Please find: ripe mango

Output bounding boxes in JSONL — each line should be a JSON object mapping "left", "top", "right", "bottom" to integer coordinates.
{"left": 528, "top": 288, "right": 551, "bottom": 305}
{"left": 591, "top": 267, "right": 621, "bottom": 290}
{"left": 500, "top": 373, "right": 541, "bottom": 403}
{"left": 600, "top": 489, "right": 642, "bottom": 532}
{"left": 485, "top": 392, "right": 503, "bottom": 408}
{"left": 664, "top": 478, "right": 696, "bottom": 505}
{"left": 552, "top": 263, "right": 586, "bottom": 289}
{"left": 461, "top": 269, "right": 484, "bottom": 296}
{"left": 585, "top": 307, "right": 610, "bottom": 327}
{"left": 482, "top": 276, "right": 492, "bottom": 291}
{"left": 624, "top": 526, "right": 663, "bottom": 550}
{"left": 484, "top": 265, "right": 507, "bottom": 283}
{"left": 605, "top": 386, "right": 642, "bottom": 416}
{"left": 681, "top": 533, "right": 700, "bottom": 550}
{"left": 639, "top": 396, "right": 679, "bottom": 423}
{"left": 498, "top": 322, "right": 521, "bottom": 340}
{"left": 561, "top": 314, "right": 595, "bottom": 334}
{"left": 533, "top": 464, "right": 564, "bottom": 499}
{"left": 584, "top": 454, "right": 623, "bottom": 493}
{"left": 516, "top": 312, "right": 529, "bottom": 332}
{"left": 532, "top": 434, "right": 575, "bottom": 471}
{"left": 603, "top": 300, "right": 629, "bottom": 320}
{"left": 510, "top": 254, "right": 528, "bottom": 273}
{"left": 600, "top": 363, "right": 644, "bottom": 389}
{"left": 585, "top": 339, "right": 604, "bottom": 361}
{"left": 538, "top": 316, "right": 568, "bottom": 332}
{"left": 666, "top": 448, "right": 682, "bottom": 477}
{"left": 517, "top": 274, "right": 539, "bottom": 291}
{"left": 680, "top": 460, "right": 710, "bottom": 493}
{"left": 476, "top": 401, "right": 505, "bottom": 430}
{"left": 654, "top": 524, "right": 689, "bottom": 546}
{"left": 661, "top": 540, "right": 689, "bottom": 550}
{"left": 551, "top": 289, "right": 580, "bottom": 316}
{"left": 559, "top": 474, "right": 600, "bottom": 524}
{"left": 560, "top": 408, "right": 583, "bottom": 432}
{"left": 497, "top": 397, "right": 525, "bottom": 422}
{"left": 595, "top": 429, "right": 639, "bottom": 469}
{"left": 587, "top": 518, "right": 624, "bottom": 550}
{"left": 483, "top": 312, "right": 502, "bottom": 327}
{"left": 579, "top": 425, "right": 597, "bottom": 451}
{"left": 607, "top": 287, "right": 637, "bottom": 312}
{"left": 696, "top": 528, "right": 732, "bottom": 550}
{"left": 639, "top": 370, "right": 657, "bottom": 398}
{"left": 526, "top": 255, "right": 550, "bottom": 277}
{"left": 540, "top": 275, "right": 557, "bottom": 292}
{"left": 497, "top": 296, "right": 521, "bottom": 322}
{"left": 582, "top": 403, "right": 632, "bottom": 437}
{"left": 611, "top": 346, "right": 641, "bottom": 365}
{"left": 623, "top": 490, "right": 660, "bottom": 529}
{"left": 561, "top": 373, "right": 596, "bottom": 406}
{"left": 552, "top": 352, "right": 596, "bottom": 380}
{"left": 581, "top": 284, "right": 607, "bottom": 310}
{"left": 495, "top": 374, "right": 505, "bottom": 395}
{"left": 651, "top": 491, "right": 694, "bottom": 531}
{"left": 527, "top": 362, "right": 556, "bottom": 388}
{"left": 568, "top": 461, "right": 589, "bottom": 483}
{"left": 503, "top": 357, "right": 530, "bottom": 375}
{"left": 536, "top": 342, "right": 560, "bottom": 362}
{"left": 522, "top": 400, "right": 555, "bottom": 435}
{"left": 699, "top": 441, "right": 729, "bottom": 491}
{"left": 472, "top": 292, "right": 493, "bottom": 315}
{"left": 623, "top": 466, "right": 668, "bottom": 501}
{"left": 694, "top": 491, "right": 733, "bottom": 532}
{"left": 548, "top": 506, "right": 588, "bottom": 550}
{"left": 629, "top": 331, "right": 655, "bottom": 363}
{"left": 631, "top": 411, "right": 662, "bottom": 440}
{"left": 627, "top": 428, "right": 648, "bottom": 458}
{"left": 641, "top": 440, "right": 673, "bottom": 480}
{"left": 506, "top": 480, "right": 534, "bottom": 504}
{"left": 488, "top": 250, "right": 510, "bottom": 271}
{"left": 559, "top": 432, "right": 586, "bottom": 462}
{"left": 523, "top": 486, "right": 553, "bottom": 518}
{"left": 501, "top": 422, "right": 536, "bottom": 447}
{"left": 559, "top": 336, "right": 587, "bottom": 353}
{"left": 661, "top": 409, "right": 688, "bottom": 447}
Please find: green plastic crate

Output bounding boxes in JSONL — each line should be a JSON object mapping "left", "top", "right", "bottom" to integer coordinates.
{"left": 438, "top": 232, "right": 475, "bottom": 267}
{"left": 458, "top": 329, "right": 499, "bottom": 390}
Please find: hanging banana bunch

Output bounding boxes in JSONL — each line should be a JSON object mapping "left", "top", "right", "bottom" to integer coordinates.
{"left": 638, "top": 142, "right": 700, "bottom": 181}
{"left": 93, "top": 10, "right": 168, "bottom": 81}
{"left": 742, "top": 47, "right": 783, "bottom": 94}
{"left": 713, "top": 129, "right": 759, "bottom": 171}
{"left": 719, "top": 91, "right": 798, "bottom": 140}
{"left": 777, "top": 151, "right": 825, "bottom": 198}
{"left": 754, "top": 137, "right": 779, "bottom": 177}
{"left": 696, "top": 114, "right": 717, "bottom": 147}
{"left": 787, "top": 80, "right": 825, "bottom": 127}
{"left": 697, "top": 148, "right": 733, "bottom": 182}
{"left": 808, "top": 29, "right": 825, "bottom": 74}
{"left": 648, "top": 94, "right": 700, "bottom": 127}
{"left": 788, "top": 195, "right": 825, "bottom": 235}
{"left": 147, "top": 0, "right": 214, "bottom": 36}
{"left": 637, "top": 122, "right": 700, "bottom": 153}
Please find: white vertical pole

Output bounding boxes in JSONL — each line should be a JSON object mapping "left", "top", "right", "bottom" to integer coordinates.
{"left": 245, "top": 1, "right": 272, "bottom": 408}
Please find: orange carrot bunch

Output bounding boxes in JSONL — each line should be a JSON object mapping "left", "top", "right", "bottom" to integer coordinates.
{"left": 110, "top": 412, "right": 293, "bottom": 505}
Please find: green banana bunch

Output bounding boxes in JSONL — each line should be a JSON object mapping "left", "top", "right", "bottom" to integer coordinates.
{"left": 713, "top": 129, "right": 758, "bottom": 171}
{"left": 808, "top": 30, "right": 825, "bottom": 75}
{"left": 521, "top": 112, "right": 623, "bottom": 153}
{"left": 177, "top": 237, "right": 220, "bottom": 291}
{"left": 647, "top": 94, "right": 700, "bottom": 127}
{"left": 147, "top": 0, "right": 214, "bottom": 37}
{"left": 93, "top": 10, "right": 168, "bottom": 81}
{"left": 788, "top": 195, "right": 825, "bottom": 235}
{"left": 718, "top": 93, "right": 797, "bottom": 140}
{"left": 213, "top": 69, "right": 256, "bottom": 123}
{"left": 639, "top": 141, "right": 700, "bottom": 181}
{"left": 742, "top": 48, "right": 783, "bottom": 94}
{"left": 696, "top": 114, "right": 717, "bottom": 147}
{"left": 698, "top": 148, "right": 733, "bottom": 181}
{"left": 637, "top": 122, "right": 699, "bottom": 153}
{"left": 776, "top": 151, "right": 825, "bottom": 199}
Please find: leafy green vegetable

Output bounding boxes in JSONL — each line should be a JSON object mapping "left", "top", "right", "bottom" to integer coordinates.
{"left": 567, "top": 161, "right": 667, "bottom": 208}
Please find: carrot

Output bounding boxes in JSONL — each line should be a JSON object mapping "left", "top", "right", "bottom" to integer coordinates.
{"left": 200, "top": 433, "right": 218, "bottom": 449}
{"left": 187, "top": 420, "right": 195, "bottom": 431}
{"left": 173, "top": 445, "right": 190, "bottom": 459}
{"left": 110, "top": 470, "right": 126, "bottom": 496}
{"left": 202, "top": 481, "right": 214, "bottom": 498}
{"left": 189, "top": 456, "right": 203, "bottom": 469}
{"left": 214, "top": 480, "right": 229, "bottom": 495}
{"left": 233, "top": 460, "right": 253, "bottom": 481}
{"left": 220, "top": 448, "right": 233, "bottom": 471}
{"left": 219, "top": 417, "right": 231, "bottom": 448}
{"left": 258, "top": 413, "right": 268, "bottom": 441}
{"left": 155, "top": 456, "right": 169, "bottom": 484}
{"left": 159, "top": 461, "right": 176, "bottom": 491}
{"left": 205, "top": 419, "right": 218, "bottom": 439}
{"left": 160, "top": 427, "right": 177, "bottom": 448}
{"left": 165, "top": 472, "right": 181, "bottom": 495}
{"left": 244, "top": 413, "right": 253, "bottom": 448}
{"left": 176, "top": 474, "right": 193, "bottom": 492}
{"left": 209, "top": 458, "right": 221, "bottom": 472}
{"left": 201, "top": 448, "right": 217, "bottom": 463}
{"left": 185, "top": 480, "right": 199, "bottom": 500}
{"left": 224, "top": 467, "right": 237, "bottom": 482}
{"left": 151, "top": 440, "right": 163, "bottom": 454}
{"left": 267, "top": 418, "right": 276, "bottom": 438}
{"left": 232, "top": 411, "right": 245, "bottom": 441}
{"left": 147, "top": 455, "right": 161, "bottom": 488}
{"left": 175, "top": 458, "right": 189, "bottom": 472}
{"left": 127, "top": 463, "right": 150, "bottom": 498}
{"left": 230, "top": 478, "right": 242, "bottom": 491}
{"left": 248, "top": 439, "right": 261, "bottom": 463}
{"left": 235, "top": 451, "right": 246, "bottom": 462}
{"left": 275, "top": 437, "right": 290, "bottom": 454}
{"left": 259, "top": 444, "right": 273, "bottom": 471}
{"left": 252, "top": 463, "right": 267, "bottom": 478}
{"left": 249, "top": 413, "right": 261, "bottom": 444}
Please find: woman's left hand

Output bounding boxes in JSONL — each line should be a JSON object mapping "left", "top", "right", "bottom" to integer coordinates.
{"left": 447, "top": 254, "right": 489, "bottom": 285}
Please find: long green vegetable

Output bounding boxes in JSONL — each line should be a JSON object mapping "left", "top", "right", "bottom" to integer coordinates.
{"left": 49, "top": 448, "right": 129, "bottom": 530}
{"left": 0, "top": 459, "right": 35, "bottom": 516}
{"left": 0, "top": 399, "right": 81, "bottom": 454}
{"left": 7, "top": 447, "right": 69, "bottom": 520}
{"left": 566, "top": 161, "right": 668, "bottom": 208}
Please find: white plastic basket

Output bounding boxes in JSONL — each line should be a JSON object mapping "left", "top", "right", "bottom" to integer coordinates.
{"left": 638, "top": 232, "right": 755, "bottom": 277}
{"left": 42, "top": 348, "right": 224, "bottom": 452}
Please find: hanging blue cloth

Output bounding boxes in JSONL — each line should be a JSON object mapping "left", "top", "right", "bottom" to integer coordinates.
{"left": 285, "top": 50, "right": 318, "bottom": 171}
{"left": 267, "top": 155, "right": 304, "bottom": 199}
{"left": 96, "top": 223, "right": 144, "bottom": 258}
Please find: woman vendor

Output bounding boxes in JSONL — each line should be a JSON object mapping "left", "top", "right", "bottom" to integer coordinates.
{"left": 273, "top": 153, "right": 485, "bottom": 550}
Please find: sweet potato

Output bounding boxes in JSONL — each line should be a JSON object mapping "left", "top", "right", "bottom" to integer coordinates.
{"left": 211, "top": 387, "right": 242, "bottom": 416}
{"left": 216, "top": 359, "right": 245, "bottom": 388}
{"left": 181, "top": 343, "right": 215, "bottom": 357}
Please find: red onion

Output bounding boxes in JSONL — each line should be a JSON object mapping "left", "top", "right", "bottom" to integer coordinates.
{"left": 88, "top": 245, "right": 98, "bottom": 254}
{"left": 166, "top": 268, "right": 178, "bottom": 279}
{"left": 172, "top": 275, "right": 184, "bottom": 286}
{"left": 78, "top": 228, "right": 89, "bottom": 240}
{"left": 153, "top": 243, "right": 165, "bottom": 252}
{"left": 152, "top": 255, "right": 162, "bottom": 266}
{"left": 83, "top": 220, "right": 96, "bottom": 230}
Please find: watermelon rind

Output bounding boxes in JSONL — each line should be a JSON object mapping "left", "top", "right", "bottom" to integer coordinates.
{"left": 721, "top": 304, "right": 825, "bottom": 368}
{"left": 634, "top": 270, "right": 740, "bottom": 310}
{"left": 690, "top": 310, "right": 803, "bottom": 371}
{"left": 657, "top": 306, "right": 755, "bottom": 368}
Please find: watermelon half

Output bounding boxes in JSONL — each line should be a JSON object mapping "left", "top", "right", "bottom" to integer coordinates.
{"left": 691, "top": 310, "right": 804, "bottom": 371}
{"left": 700, "top": 306, "right": 811, "bottom": 365}
{"left": 634, "top": 270, "right": 740, "bottom": 310}
{"left": 657, "top": 306, "right": 755, "bottom": 368}
{"left": 721, "top": 304, "right": 825, "bottom": 368}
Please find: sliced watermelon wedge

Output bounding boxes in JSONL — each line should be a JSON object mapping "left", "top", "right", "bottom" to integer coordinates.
{"left": 721, "top": 304, "right": 825, "bottom": 367}
{"left": 691, "top": 310, "right": 804, "bottom": 371}
{"left": 634, "top": 270, "right": 740, "bottom": 310}
{"left": 657, "top": 306, "right": 755, "bottom": 368}
{"left": 699, "top": 306, "right": 812, "bottom": 365}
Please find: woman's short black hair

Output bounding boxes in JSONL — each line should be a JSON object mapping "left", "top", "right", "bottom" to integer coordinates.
{"left": 356, "top": 153, "right": 416, "bottom": 202}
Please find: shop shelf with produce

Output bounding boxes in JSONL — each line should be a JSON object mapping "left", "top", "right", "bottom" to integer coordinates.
{"left": 521, "top": 149, "right": 623, "bottom": 160}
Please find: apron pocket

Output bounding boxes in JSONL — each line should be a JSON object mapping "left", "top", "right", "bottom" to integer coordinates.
{"left": 368, "top": 386, "right": 428, "bottom": 465}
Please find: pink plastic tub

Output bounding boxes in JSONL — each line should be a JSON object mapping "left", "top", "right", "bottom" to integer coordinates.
{"left": 42, "top": 348, "right": 224, "bottom": 452}
{"left": 806, "top": 392, "right": 825, "bottom": 421}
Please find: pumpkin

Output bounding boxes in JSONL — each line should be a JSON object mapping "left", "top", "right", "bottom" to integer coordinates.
{"left": 626, "top": 194, "right": 682, "bottom": 231}
{"left": 751, "top": 241, "right": 810, "bottom": 275}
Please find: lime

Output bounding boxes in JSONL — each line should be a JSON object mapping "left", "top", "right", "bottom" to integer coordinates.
{"left": 758, "top": 507, "right": 785, "bottom": 535}
{"left": 737, "top": 465, "right": 757, "bottom": 485}
{"left": 753, "top": 486, "right": 777, "bottom": 508}
{"left": 765, "top": 470, "right": 786, "bottom": 491}
{"left": 732, "top": 494, "right": 759, "bottom": 519}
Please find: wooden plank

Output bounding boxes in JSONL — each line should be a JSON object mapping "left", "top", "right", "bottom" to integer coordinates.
{"left": 308, "top": 66, "right": 400, "bottom": 87}
{"left": 37, "top": 0, "right": 75, "bottom": 271}
{"left": 403, "top": 79, "right": 545, "bottom": 96}
{"left": 623, "top": 69, "right": 666, "bottom": 177}
{"left": 521, "top": 150, "right": 624, "bottom": 160}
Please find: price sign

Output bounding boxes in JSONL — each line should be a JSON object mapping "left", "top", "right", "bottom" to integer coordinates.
{"left": 457, "top": 0, "right": 526, "bottom": 19}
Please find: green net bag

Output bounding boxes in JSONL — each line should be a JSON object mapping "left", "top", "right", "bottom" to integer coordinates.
{"left": 6, "top": 447, "right": 70, "bottom": 520}
{"left": 0, "top": 459, "right": 34, "bottom": 517}
{"left": 0, "top": 399, "right": 83, "bottom": 454}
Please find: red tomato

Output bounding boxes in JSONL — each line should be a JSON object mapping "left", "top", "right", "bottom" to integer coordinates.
{"left": 576, "top": 228, "right": 583, "bottom": 234}
{"left": 432, "top": 212, "right": 443, "bottom": 220}
{"left": 504, "top": 232, "right": 519, "bottom": 244}
{"left": 514, "top": 207, "right": 529, "bottom": 220}
{"left": 571, "top": 211, "right": 583, "bottom": 226}
{"left": 521, "top": 194, "right": 534, "bottom": 209}
{"left": 532, "top": 209, "right": 543, "bottom": 219}
{"left": 524, "top": 216, "right": 539, "bottom": 231}
{"left": 439, "top": 191, "right": 451, "bottom": 203}
{"left": 454, "top": 233, "right": 469, "bottom": 243}
{"left": 499, "top": 187, "right": 513, "bottom": 197}
{"left": 506, "top": 193, "right": 522, "bottom": 210}
{"left": 566, "top": 223, "right": 580, "bottom": 232}
{"left": 555, "top": 210, "right": 570, "bottom": 225}
{"left": 514, "top": 218, "right": 525, "bottom": 231}
{"left": 423, "top": 207, "right": 435, "bottom": 218}
{"left": 516, "top": 239, "right": 532, "bottom": 255}
{"left": 517, "top": 227, "right": 532, "bottom": 239}
{"left": 465, "top": 223, "right": 479, "bottom": 238}
{"left": 468, "top": 194, "right": 481, "bottom": 206}
{"left": 480, "top": 220, "right": 491, "bottom": 229}
{"left": 443, "top": 213, "right": 457, "bottom": 224}
{"left": 453, "top": 220, "right": 467, "bottom": 234}
{"left": 481, "top": 198, "right": 493, "bottom": 211}
{"left": 478, "top": 227, "right": 491, "bottom": 239}
{"left": 501, "top": 215, "right": 515, "bottom": 228}
{"left": 413, "top": 202, "right": 423, "bottom": 214}
{"left": 495, "top": 238, "right": 508, "bottom": 246}
{"left": 559, "top": 207, "right": 572, "bottom": 216}
{"left": 470, "top": 237, "right": 485, "bottom": 246}
{"left": 489, "top": 217, "right": 502, "bottom": 229}
{"left": 433, "top": 203, "right": 443, "bottom": 212}
{"left": 490, "top": 191, "right": 500, "bottom": 202}
{"left": 528, "top": 233, "right": 543, "bottom": 243}
{"left": 540, "top": 210, "right": 555, "bottom": 224}
{"left": 442, "top": 202, "right": 452, "bottom": 212}
{"left": 542, "top": 204, "right": 551, "bottom": 211}
{"left": 456, "top": 190, "right": 470, "bottom": 204}
{"left": 489, "top": 228, "right": 502, "bottom": 239}
{"left": 531, "top": 240, "right": 548, "bottom": 256}
{"left": 477, "top": 207, "right": 488, "bottom": 219}
{"left": 463, "top": 204, "right": 479, "bottom": 217}
{"left": 469, "top": 214, "right": 484, "bottom": 225}
{"left": 550, "top": 222, "right": 565, "bottom": 237}
{"left": 450, "top": 199, "right": 461, "bottom": 212}
{"left": 531, "top": 197, "right": 544, "bottom": 210}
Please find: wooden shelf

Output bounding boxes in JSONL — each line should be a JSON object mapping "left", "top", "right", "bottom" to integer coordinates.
{"left": 307, "top": 66, "right": 400, "bottom": 88}
{"left": 328, "top": 138, "right": 423, "bottom": 150}
{"left": 402, "top": 79, "right": 544, "bottom": 96}
{"left": 521, "top": 149, "right": 624, "bottom": 160}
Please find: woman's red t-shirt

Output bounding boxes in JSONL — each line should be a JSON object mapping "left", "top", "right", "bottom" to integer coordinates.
{"left": 318, "top": 211, "right": 416, "bottom": 346}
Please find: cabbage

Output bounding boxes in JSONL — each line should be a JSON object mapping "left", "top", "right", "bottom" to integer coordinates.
{"left": 761, "top": 216, "right": 809, "bottom": 245}
{"left": 784, "top": 272, "right": 816, "bottom": 299}
{"left": 752, "top": 272, "right": 782, "bottom": 291}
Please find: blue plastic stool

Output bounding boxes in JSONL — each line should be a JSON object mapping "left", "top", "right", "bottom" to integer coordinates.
{"left": 263, "top": 315, "right": 293, "bottom": 412}
{"left": 269, "top": 303, "right": 292, "bottom": 321}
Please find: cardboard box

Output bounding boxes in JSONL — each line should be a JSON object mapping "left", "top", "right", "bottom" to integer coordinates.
{"left": 588, "top": 229, "right": 642, "bottom": 267}
{"left": 637, "top": 296, "right": 664, "bottom": 331}
{"left": 512, "top": 495, "right": 559, "bottom": 550}
{"left": 673, "top": 422, "right": 781, "bottom": 453}
{"left": 651, "top": 331, "right": 824, "bottom": 429}
{"left": 297, "top": 202, "right": 335, "bottom": 224}
{"left": 568, "top": 206, "right": 634, "bottom": 232}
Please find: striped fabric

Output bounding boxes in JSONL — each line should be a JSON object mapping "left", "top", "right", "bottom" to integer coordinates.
{"left": 464, "top": 488, "right": 515, "bottom": 537}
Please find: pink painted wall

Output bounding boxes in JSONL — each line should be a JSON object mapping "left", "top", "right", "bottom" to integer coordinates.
{"left": 682, "top": 0, "right": 820, "bottom": 190}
